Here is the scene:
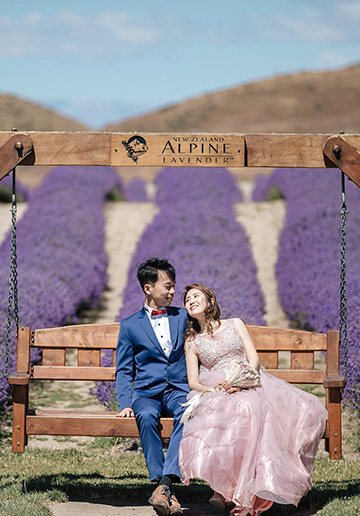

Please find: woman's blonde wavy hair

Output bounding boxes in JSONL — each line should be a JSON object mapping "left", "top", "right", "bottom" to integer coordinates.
{"left": 182, "top": 284, "right": 221, "bottom": 347}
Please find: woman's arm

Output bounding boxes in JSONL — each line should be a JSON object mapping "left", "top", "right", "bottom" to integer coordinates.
{"left": 234, "top": 318, "right": 260, "bottom": 371}
{"left": 185, "top": 340, "right": 213, "bottom": 392}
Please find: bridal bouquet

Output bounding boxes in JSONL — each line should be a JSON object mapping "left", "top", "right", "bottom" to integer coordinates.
{"left": 180, "top": 361, "right": 261, "bottom": 424}
{"left": 226, "top": 361, "right": 261, "bottom": 389}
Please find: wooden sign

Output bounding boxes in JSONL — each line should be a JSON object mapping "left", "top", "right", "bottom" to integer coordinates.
{"left": 111, "top": 133, "right": 245, "bottom": 167}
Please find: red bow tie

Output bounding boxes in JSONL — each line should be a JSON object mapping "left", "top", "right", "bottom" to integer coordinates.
{"left": 151, "top": 309, "right": 168, "bottom": 317}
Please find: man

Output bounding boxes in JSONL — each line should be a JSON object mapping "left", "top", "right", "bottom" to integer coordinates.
{"left": 116, "top": 257, "right": 189, "bottom": 516}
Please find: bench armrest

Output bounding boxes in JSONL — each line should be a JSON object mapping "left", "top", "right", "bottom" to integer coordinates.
{"left": 323, "top": 373, "right": 345, "bottom": 389}
{"left": 8, "top": 371, "right": 30, "bottom": 386}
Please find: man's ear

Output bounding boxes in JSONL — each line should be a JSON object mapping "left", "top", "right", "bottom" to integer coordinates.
{"left": 144, "top": 283, "right": 152, "bottom": 295}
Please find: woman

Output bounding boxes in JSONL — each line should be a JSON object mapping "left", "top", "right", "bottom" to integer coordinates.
{"left": 179, "top": 284, "right": 328, "bottom": 516}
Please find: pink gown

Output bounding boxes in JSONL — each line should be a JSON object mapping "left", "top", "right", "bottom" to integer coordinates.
{"left": 179, "top": 319, "right": 328, "bottom": 516}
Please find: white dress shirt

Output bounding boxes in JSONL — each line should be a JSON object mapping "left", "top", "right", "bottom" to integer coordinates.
{"left": 144, "top": 304, "right": 173, "bottom": 358}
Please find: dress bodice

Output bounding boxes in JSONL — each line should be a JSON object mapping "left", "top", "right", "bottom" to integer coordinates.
{"left": 193, "top": 318, "right": 249, "bottom": 372}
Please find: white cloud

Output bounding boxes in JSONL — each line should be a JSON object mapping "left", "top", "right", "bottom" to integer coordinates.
{"left": 0, "top": 10, "right": 160, "bottom": 59}
{"left": 275, "top": 13, "right": 344, "bottom": 42}
{"left": 253, "top": 7, "right": 345, "bottom": 43}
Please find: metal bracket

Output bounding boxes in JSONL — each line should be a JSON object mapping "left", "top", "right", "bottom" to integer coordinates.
{"left": 0, "top": 133, "right": 34, "bottom": 182}
{"left": 323, "top": 135, "right": 360, "bottom": 188}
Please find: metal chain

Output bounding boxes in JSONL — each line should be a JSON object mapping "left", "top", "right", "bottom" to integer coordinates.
{"left": 339, "top": 171, "right": 348, "bottom": 383}
{"left": 4, "top": 168, "right": 19, "bottom": 380}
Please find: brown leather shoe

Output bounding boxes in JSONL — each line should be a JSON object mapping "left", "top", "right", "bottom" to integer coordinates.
{"left": 169, "top": 493, "right": 183, "bottom": 516}
{"left": 148, "top": 485, "right": 171, "bottom": 516}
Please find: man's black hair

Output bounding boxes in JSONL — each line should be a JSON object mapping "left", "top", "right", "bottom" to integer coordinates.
{"left": 137, "top": 258, "right": 176, "bottom": 291}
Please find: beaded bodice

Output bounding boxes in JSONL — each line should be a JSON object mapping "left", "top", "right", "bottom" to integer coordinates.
{"left": 194, "top": 319, "right": 249, "bottom": 372}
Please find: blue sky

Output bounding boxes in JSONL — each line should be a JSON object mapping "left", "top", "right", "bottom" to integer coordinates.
{"left": 0, "top": 0, "right": 359, "bottom": 128}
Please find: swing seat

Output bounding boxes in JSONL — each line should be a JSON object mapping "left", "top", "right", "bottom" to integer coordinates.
{"left": 8, "top": 323, "right": 344, "bottom": 459}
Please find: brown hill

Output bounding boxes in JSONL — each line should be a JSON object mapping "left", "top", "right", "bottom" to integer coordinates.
{"left": 105, "top": 63, "right": 360, "bottom": 134}
{"left": 0, "top": 95, "right": 90, "bottom": 189}
{"left": 0, "top": 94, "right": 89, "bottom": 132}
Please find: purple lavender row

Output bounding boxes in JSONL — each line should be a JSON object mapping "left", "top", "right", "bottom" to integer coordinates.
{"left": 94, "top": 167, "right": 265, "bottom": 409}
{"left": 123, "top": 178, "right": 148, "bottom": 202}
{"left": 255, "top": 168, "right": 360, "bottom": 412}
{"left": 0, "top": 166, "right": 124, "bottom": 409}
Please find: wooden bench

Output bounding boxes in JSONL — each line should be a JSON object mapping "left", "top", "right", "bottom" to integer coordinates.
{"left": 8, "top": 323, "right": 344, "bottom": 459}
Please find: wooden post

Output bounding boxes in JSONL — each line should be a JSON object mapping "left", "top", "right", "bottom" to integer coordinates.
{"left": 11, "top": 327, "right": 31, "bottom": 452}
{"left": 325, "top": 330, "right": 342, "bottom": 459}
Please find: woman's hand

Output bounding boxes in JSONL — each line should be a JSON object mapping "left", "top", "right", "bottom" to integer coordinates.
{"left": 227, "top": 386, "right": 242, "bottom": 394}
{"left": 214, "top": 380, "right": 242, "bottom": 394}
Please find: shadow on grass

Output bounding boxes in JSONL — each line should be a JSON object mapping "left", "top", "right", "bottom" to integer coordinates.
{"left": 15, "top": 473, "right": 360, "bottom": 514}
{"left": 265, "top": 478, "right": 360, "bottom": 516}
{"left": 23, "top": 472, "right": 211, "bottom": 503}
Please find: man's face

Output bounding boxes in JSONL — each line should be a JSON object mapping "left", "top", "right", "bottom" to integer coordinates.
{"left": 144, "top": 271, "right": 176, "bottom": 308}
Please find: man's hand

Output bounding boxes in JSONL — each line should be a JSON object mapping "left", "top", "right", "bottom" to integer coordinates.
{"left": 116, "top": 407, "right": 134, "bottom": 417}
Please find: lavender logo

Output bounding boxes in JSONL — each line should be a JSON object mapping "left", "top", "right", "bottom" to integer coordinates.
{"left": 122, "top": 135, "right": 148, "bottom": 163}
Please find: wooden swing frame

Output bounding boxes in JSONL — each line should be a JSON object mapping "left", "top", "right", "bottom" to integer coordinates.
{"left": 2, "top": 129, "right": 359, "bottom": 459}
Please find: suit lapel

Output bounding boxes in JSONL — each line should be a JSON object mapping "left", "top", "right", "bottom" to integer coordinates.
{"left": 168, "top": 308, "right": 180, "bottom": 353}
{"left": 139, "top": 307, "right": 167, "bottom": 357}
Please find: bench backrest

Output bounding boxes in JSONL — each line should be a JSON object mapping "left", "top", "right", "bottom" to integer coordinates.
{"left": 17, "top": 323, "right": 340, "bottom": 386}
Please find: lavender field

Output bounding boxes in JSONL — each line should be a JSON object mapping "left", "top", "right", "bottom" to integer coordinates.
{"left": 254, "top": 168, "right": 360, "bottom": 412}
{"left": 1, "top": 165, "right": 360, "bottom": 415}
{"left": 0, "top": 166, "right": 124, "bottom": 409}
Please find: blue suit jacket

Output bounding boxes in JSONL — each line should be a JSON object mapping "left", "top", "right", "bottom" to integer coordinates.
{"left": 116, "top": 306, "right": 190, "bottom": 411}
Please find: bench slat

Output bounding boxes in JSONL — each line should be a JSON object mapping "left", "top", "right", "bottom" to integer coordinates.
{"left": 32, "top": 323, "right": 120, "bottom": 349}
{"left": 258, "top": 352, "right": 278, "bottom": 369}
{"left": 248, "top": 326, "right": 327, "bottom": 351}
{"left": 26, "top": 414, "right": 173, "bottom": 438}
{"left": 78, "top": 349, "right": 101, "bottom": 367}
{"left": 31, "top": 323, "right": 328, "bottom": 351}
{"left": 32, "top": 365, "right": 115, "bottom": 381}
{"left": 42, "top": 348, "right": 66, "bottom": 366}
{"left": 266, "top": 369, "right": 325, "bottom": 384}
{"left": 31, "top": 365, "right": 326, "bottom": 384}
{"left": 291, "top": 351, "right": 314, "bottom": 370}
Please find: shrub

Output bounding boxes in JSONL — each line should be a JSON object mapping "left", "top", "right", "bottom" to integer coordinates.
{"left": 124, "top": 178, "right": 148, "bottom": 202}
{"left": 0, "top": 166, "right": 124, "bottom": 410}
{"left": 259, "top": 168, "right": 360, "bottom": 412}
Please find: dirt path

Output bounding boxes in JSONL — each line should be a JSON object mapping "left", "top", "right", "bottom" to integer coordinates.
{"left": 84, "top": 202, "right": 158, "bottom": 324}
{"left": 0, "top": 203, "right": 27, "bottom": 242}
{"left": 235, "top": 197, "right": 288, "bottom": 328}
{"left": 49, "top": 500, "right": 223, "bottom": 516}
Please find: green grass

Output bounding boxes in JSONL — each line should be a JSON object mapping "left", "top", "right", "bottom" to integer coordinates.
{"left": 1, "top": 411, "right": 359, "bottom": 515}
{"left": 28, "top": 380, "right": 98, "bottom": 410}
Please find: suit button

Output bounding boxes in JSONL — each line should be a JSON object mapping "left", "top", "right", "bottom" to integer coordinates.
{"left": 167, "top": 362, "right": 170, "bottom": 366}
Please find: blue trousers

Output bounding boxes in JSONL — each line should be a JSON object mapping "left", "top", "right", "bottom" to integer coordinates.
{"left": 133, "top": 386, "right": 188, "bottom": 481}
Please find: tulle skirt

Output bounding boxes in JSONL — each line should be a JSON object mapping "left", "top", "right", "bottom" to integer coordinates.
{"left": 179, "top": 366, "right": 328, "bottom": 516}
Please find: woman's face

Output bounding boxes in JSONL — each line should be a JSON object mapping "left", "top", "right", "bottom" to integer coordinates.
{"left": 184, "top": 288, "right": 208, "bottom": 318}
